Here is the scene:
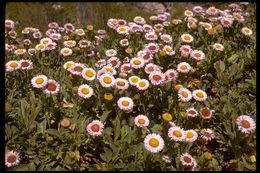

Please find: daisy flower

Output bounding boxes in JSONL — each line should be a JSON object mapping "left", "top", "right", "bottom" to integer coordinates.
{"left": 168, "top": 126, "right": 186, "bottom": 142}
{"left": 153, "top": 23, "right": 164, "bottom": 32}
{"left": 145, "top": 43, "right": 159, "bottom": 54}
{"left": 105, "top": 49, "right": 117, "bottom": 57}
{"left": 149, "top": 71, "right": 165, "bottom": 86}
{"left": 78, "top": 40, "right": 92, "bottom": 48}
{"left": 14, "top": 49, "right": 26, "bottom": 56}
{"left": 35, "top": 44, "right": 46, "bottom": 52}
{"left": 212, "top": 43, "right": 224, "bottom": 51}
{"left": 5, "top": 150, "right": 20, "bottom": 168}
{"left": 28, "top": 48, "right": 36, "bottom": 56}
{"left": 150, "top": 16, "right": 158, "bottom": 21}
{"left": 241, "top": 27, "right": 253, "bottom": 36}
{"left": 163, "top": 45, "right": 175, "bottom": 56}
{"left": 45, "top": 42, "right": 57, "bottom": 51}
{"left": 157, "top": 14, "right": 168, "bottom": 21}
{"left": 114, "top": 78, "right": 129, "bottom": 90}
{"left": 186, "top": 107, "right": 198, "bottom": 118}
{"left": 48, "top": 22, "right": 59, "bottom": 28}
{"left": 75, "top": 28, "right": 85, "bottom": 36}
{"left": 137, "top": 50, "right": 153, "bottom": 63}
{"left": 95, "top": 59, "right": 106, "bottom": 68}
{"left": 86, "top": 120, "right": 104, "bottom": 137}
{"left": 5, "top": 60, "right": 21, "bottom": 72}
{"left": 60, "top": 47, "right": 72, "bottom": 56}
{"left": 162, "top": 155, "right": 172, "bottom": 163}
{"left": 192, "top": 89, "right": 207, "bottom": 102}
{"left": 178, "top": 88, "right": 192, "bottom": 102}
{"left": 119, "top": 39, "right": 129, "bottom": 47}
{"left": 130, "top": 57, "right": 145, "bottom": 69}
{"left": 181, "top": 34, "right": 194, "bottom": 43}
{"left": 200, "top": 107, "right": 214, "bottom": 119}
{"left": 134, "top": 114, "right": 150, "bottom": 128}
{"left": 102, "top": 65, "right": 117, "bottom": 75}
{"left": 184, "top": 129, "right": 198, "bottom": 142}
{"left": 117, "top": 97, "right": 134, "bottom": 111}
{"left": 31, "top": 75, "right": 48, "bottom": 89}
{"left": 44, "top": 79, "right": 60, "bottom": 95}
{"left": 116, "top": 26, "right": 129, "bottom": 35}
{"left": 99, "top": 73, "right": 115, "bottom": 87}
{"left": 133, "top": 16, "right": 146, "bottom": 24}
{"left": 200, "top": 128, "right": 215, "bottom": 141}
{"left": 33, "top": 31, "right": 42, "bottom": 39}
{"left": 236, "top": 115, "right": 256, "bottom": 134}
{"left": 40, "top": 37, "right": 52, "bottom": 45}
{"left": 180, "top": 45, "right": 192, "bottom": 55}
{"left": 142, "top": 24, "right": 154, "bottom": 33}
{"left": 184, "top": 10, "right": 194, "bottom": 17}
{"left": 206, "top": 6, "right": 219, "bottom": 15}
{"left": 63, "top": 40, "right": 76, "bottom": 48}
{"left": 193, "top": 6, "right": 204, "bottom": 13}
{"left": 82, "top": 68, "right": 96, "bottom": 81}
{"left": 64, "top": 23, "right": 75, "bottom": 32}
{"left": 117, "top": 19, "right": 127, "bottom": 26}
{"left": 190, "top": 50, "right": 205, "bottom": 61}
{"left": 136, "top": 79, "right": 150, "bottom": 90}
{"left": 120, "top": 63, "right": 132, "bottom": 73}
{"left": 233, "top": 12, "right": 245, "bottom": 23}
{"left": 220, "top": 17, "right": 233, "bottom": 28}
{"left": 78, "top": 84, "right": 94, "bottom": 99}
{"left": 160, "top": 34, "right": 172, "bottom": 44}
{"left": 180, "top": 153, "right": 197, "bottom": 170}
{"left": 128, "top": 76, "right": 141, "bottom": 86}
{"left": 144, "top": 63, "right": 160, "bottom": 74}
{"left": 144, "top": 134, "right": 164, "bottom": 153}
{"left": 145, "top": 32, "right": 158, "bottom": 41}
{"left": 5, "top": 19, "right": 14, "bottom": 29}
{"left": 63, "top": 61, "right": 75, "bottom": 70}
{"left": 177, "top": 62, "right": 191, "bottom": 73}
{"left": 129, "top": 24, "right": 143, "bottom": 33}
{"left": 8, "top": 31, "right": 17, "bottom": 39}
{"left": 19, "top": 59, "right": 33, "bottom": 70}
{"left": 165, "top": 69, "right": 178, "bottom": 82}
{"left": 49, "top": 33, "right": 62, "bottom": 41}
{"left": 68, "top": 63, "right": 86, "bottom": 75}
{"left": 203, "top": 23, "right": 213, "bottom": 30}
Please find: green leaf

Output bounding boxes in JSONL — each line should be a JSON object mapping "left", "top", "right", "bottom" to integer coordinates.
{"left": 227, "top": 54, "right": 239, "bottom": 63}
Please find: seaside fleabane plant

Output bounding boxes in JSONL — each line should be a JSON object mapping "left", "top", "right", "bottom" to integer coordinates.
{"left": 117, "top": 97, "right": 134, "bottom": 111}
{"left": 43, "top": 79, "right": 60, "bottom": 95}
{"left": 134, "top": 114, "right": 150, "bottom": 128}
{"left": 236, "top": 115, "right": 256, "bottom": 134}
{"left": 5, "top": 151, "right": 20, "bottom": 168}
{"left": 86, "top": 120, "right": 104, "bottom": 137}
{"left": 31, "top": 75, "right": 48, "bottom": 89}
{"left": 144, "top": 133, "right": 164, "bottom": 153}
{"left": 78, "top": 84, "right": 94, "bottom": 99}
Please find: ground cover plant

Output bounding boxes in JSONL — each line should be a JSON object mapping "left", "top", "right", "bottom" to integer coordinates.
{"left": 5, "top": 2, "right": 256, "bottom": 171}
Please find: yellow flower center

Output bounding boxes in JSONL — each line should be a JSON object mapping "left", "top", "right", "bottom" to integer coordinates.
{"left": 194, "top": 53, "right": 201, "bottom": 57}
{"left": 17, "top": 49, "right": 24, "bottom": 53}
{"left": 105, "top": 68, "right": 113, "bottom": 73}
{"left": 81, "top": 88, "right": 89, "bottom": 94}
{"left": 133, "top": 60, "right": 141, "bottom": 65}
{"left": 215, "top": 44, "right": 221, "bottom": 49}
{"left": 103, "top": 76, "right": 112, "bottom": 84}
{"left": 104, "top": 93, "right": 113, "bottom": 100}
{"left": 66, "top": 63, "right": 73, "bottom": 69}
{"left": 241, "top": 120, "right": 250, "bottom": 128}
{"left": 38, "top": 45, "right": 44, "bottom": 49}
{"left": 184, "top": 35, "right": 191, "bottom": 40}
{"left": 180, "top": 65, "right": 187, "bottom": 70}
{"left": 186, "top": 11, "right": 192, "bottom": 15}
{"left": 138, "top": 119, "right": 145, "bottom": 124}
{"left": 122, "top": 100, "right": 129, "bottom": 106}
{"left": 91, "top": 124, "right": 100, "bottom": 132}
{"left": 117, "top": 81, "right": 125, "bottom": 86}
{"left": 165, "top": 47, "right": 172, "bottom": 52}
{"left": 196, "top": 91, "right": 204, "bottom": 98}
{"left": 86, "top": 70, "right": 94, "bottom": 77}
{"left": 186, "top": 132, "right": 194, "bottom": 138}
{"left": 43, "top": 40, "right": 49, "bottom": 44}
{"left": 181, "top": 92, "right": 188, "bottom": 98}
{"left": 10, "top": 62, "right": 18, "bottom": 68}
{"left": 149, "top": 138, "right": 159, "bottom": 147}
{"left": 35, "top": 78, "right": 44, "bottom": 84}
{"left": 119, "top": 28, "right": 126, "bottom": 32}
{"left": 63, "top": 49, "right": 70, "bottom": 54}
{"left": 136, "top": 18, "right": 142, "bottom": 22}
{"left": 173, "top": 130, "right": 182, "bottom": 137}
{"left": 162, "top": 113, "right": 172, "bottom": 121}
{"left": 130, "top": 77, "right": 139, "bottom": 83}
{"left": 139, "top": 81, "right": 146, "bottom": 87}
{"left": 244, "top": 29, "right": 250, "bottom": 33}
{"left": 67, "top": 41, "right": 73, "bottom": 45}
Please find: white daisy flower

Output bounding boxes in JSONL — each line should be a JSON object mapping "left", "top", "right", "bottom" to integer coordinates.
{"left": 5, "top": 151, "right": 20, "bottom": 168}
{"left": 44, "top": 79, "right": 60, "bottom": 95}
{"left": 149, "top": 71, "right": 165, "bottom": 85}
{"left": 165, "top": 69, "right": 178, "bottom": 82}
{"left": 136, "top": 79, "right": 150, "bottom": 90}
{"left": 40, "top": 37, "right": 53, "bottom": 45}
{"left": 153, "top": 23, "right": 164, "bottom": 32}
{"left": 144, "top": 63, "right": 160, "bottom": 74}
{"left": 114, "top": 78, "right": 129, "bottom": 90}
{"left": 102, "top": 65, "right": 117, "bottom": 75}
{"left": 60, "top": 47, "right": 72, "bottom": 56}
{"left": 63, "top": 61, "right": 75, "bottom": 70}
{"left": 95, "top": 59, "right": 107, "bottom": 68}
{"left": 78, "top": 84, "right": 94, "bottom": 99}
{"left": 133, "top": 16, "right": 146, "bottom": 24}
{"left": 212, "top": 43, "right": 224, "bottom": 51}
{"left": 63, "top": 40, "right": 76, "bottom": 48}
{"left": 241, "top": 27, "right": 253, "bottom": 36}
{"left": 35, "top": 44, "right": 46, "bottom": 52}
{"left": 186, "top": 107, "right": 198, "bottom": 118}
{"left": 178, "top": 88, "right": 192, "bottom": 102}
{"left": 105, "top": 49, "right": 117, "bottom": 57}
{"left": 144, "top": 134, "right": 165, "bottom": 153}
{"left": 168, "top": 126, "right": 186, "bottom": 142}
{"left": 199, "top": 107, "right": 214, "bottom": 119}
{"left": 200, "top": 128, "right": 215, "bottom": 141}
{"left": 5, "top": 60, "right": 21, "bottom": 72}
{"left": 193, "top": 6, "right": 204, "bottom": 13}
{"left": 64, "top": 23, "right": 75, "bottom": 32}
{"left": 13, "top": 49, "right": 26, "bottom": 56}
{"left": 177, "top": 62, "right": 191, "bottom": 73}
{"left": 33, "top": 31, "right": 42, "bottom": 39}
{"left": 5, "top": 19, "right": 14, "bottom": 29}
{"left": 145, "top": 43, "right": 159, "bottom": 54}
{"left": 31, "top": 75, "right": 48, "bottom": 89}
{"left": 180, "top": 153, "right": 197, "bottom": 170}
{"left": 75, "top": 28, "right": 85, "bottom": 36}
{"left": 119, "top": 39, "right": 129, "bottom": 47}
{"left": 192, "top": 89, "right": 207, "bottom": 102}
{"left": 181, "top": 34, "right": 194, "bottom": 43}
{"left": 180, "top": 45, "right": 192, "bottom": 55}
{"left": 120, "top": 63, "right": 132, "bottom": 73}
{"left": 128, "top": 76, "right": 141, "bottom": 86}
{"left": 145, "top": 32, "right": 158, "bottom": 41}
{"left": 116, "top": 26, "right": 129, "bottom": 35}
{"left": 236, "top": 115, "right": 256, "bottom": 134}
{"left": 220, "top": 17, "right": 233, "bottom": 28}
{"left": 99, "top": 73, "right": 115, "bottom": 87}
{"left": 129, "top": 24, "right": 143, "bottom": 33}
{"left": 137, "top": 50, "right": 153, "bottom": 63}
{"left": 160, "top": 34, "right": 172, "bottom": 44}
{"left": 163, "top": 45, "right": 175, "bottom": 56}
{"left": 190, "top": 50, "right": 205, "bottom": 61}
{"left": 117, "top": 97, "right": 134, "bottom": 111}
{"left": 142, "top": 24, "right": 154, "bottom": 33}
{"left": 86, "top": 120, "right": 104, "bottom": 137}
{"left": 184, "top": 10, "right": 194, "bottom": 17}
{"left": 184, "top": 129, "right": 198, "bottom": 142}
{"left": 130, "top": 57, "right": 145, "bottom": 69}
{"left": 206, "top": 6, "right": 219, "bottom": 15}
{"left": 134, "top": 114, "right": 150, "bottom": 128}
{"left": 19, "top": 59, "right": 33, "bottom": 70}
{"left": 82, "top": 68, "right": 96, "bottom": 81}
